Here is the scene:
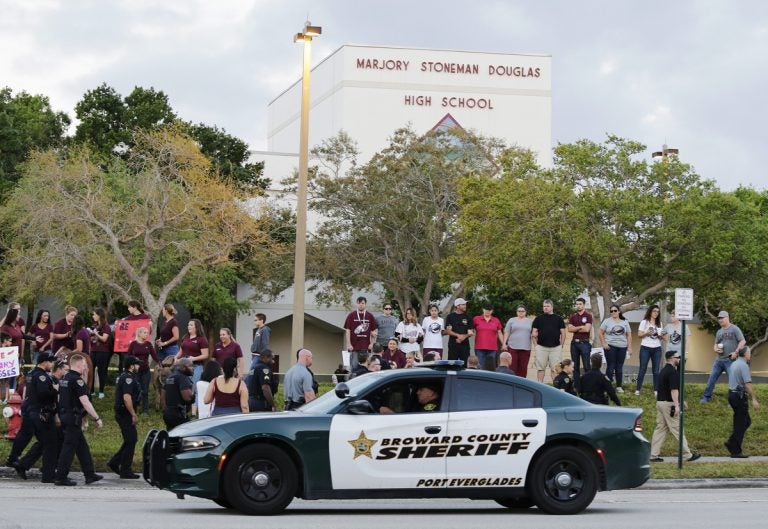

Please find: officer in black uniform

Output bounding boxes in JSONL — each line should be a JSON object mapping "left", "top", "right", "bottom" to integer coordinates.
{"left": 8, "top": 352, "right": 58, "bottom": 482}
{"left": 248, "top": 349, "right": 277, "bottom": 412}
{"left": 414, "top": 384, "right": 441, "bottom": 412}
{"left": 107, "top": 356, "right": 142, "bottom": 478}
{"left": 579, "top": 353, "right": 621, "bottom": 406}
{"left": 162, "top": 357, "right": 194, "bottom": 429}
{"left": 54, "top": 354, "right": 104, "bottom": 486}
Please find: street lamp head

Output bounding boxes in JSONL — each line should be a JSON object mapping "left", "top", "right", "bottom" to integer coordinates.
{"left": 294, "top": 21, "right": 321, "bottom": 42}
{"left": 304, "top": 23, "right": 322, "bottom": 37}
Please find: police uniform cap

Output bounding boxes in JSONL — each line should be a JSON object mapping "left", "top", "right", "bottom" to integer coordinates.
{"left": 36, "top": 352, "right": 56, "bottom": 364}
{"left": 124, "top": 355, "right": 142, "bottom": 368}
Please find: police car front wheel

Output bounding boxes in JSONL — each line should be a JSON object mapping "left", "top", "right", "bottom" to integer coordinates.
{"left": 528, "top": 445, "right": 599, "bottom": 515}
{"left": 494, "top": 497, "right": 535, "bottom": 510}
{"left": 223, "top": 444, "right": 298, "bottom": 515}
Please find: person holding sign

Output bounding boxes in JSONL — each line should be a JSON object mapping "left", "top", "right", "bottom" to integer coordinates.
{"left": 1, "top": 303, "right": 24, "bottom": 402}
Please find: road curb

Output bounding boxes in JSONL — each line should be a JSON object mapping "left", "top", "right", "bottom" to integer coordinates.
{"left": 3, "top": 466, "right": 768, "bottom": 490}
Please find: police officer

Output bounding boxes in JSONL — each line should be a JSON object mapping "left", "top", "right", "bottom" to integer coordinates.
{"left": 162, "top": 357, "right": 194, "bottom": 429}
{"left": 248, "top": 349, "right": 277, "bottom": 412}
{"left": 55, "top": 354, "right": 103, "bottom": 486}
{"left": 8, "top": 352, "right": 58, "bottom": 482}
{"left": 107, "top": 356, "right": 141, "bottom": 478}
{"left": 579, "top": 353, "right": 621, "bottom": 406}
{"left": 414, "top": 384, "right": 441, "bottom": 412}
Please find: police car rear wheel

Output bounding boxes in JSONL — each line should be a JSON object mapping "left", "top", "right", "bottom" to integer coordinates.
{"left": 528, "top": 446, "right": 598, "bottom": 515}
{"left": 494, "top": 497, "right": 534, "bottom": 510}
{"left": 223, "top": 444, "right": 297, "bottom": 515}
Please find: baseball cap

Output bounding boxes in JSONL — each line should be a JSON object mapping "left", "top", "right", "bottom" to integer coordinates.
{"left": 454, "top": 298, "right": 467, "bottom": 307}
{"left": 717, "top": 310, "right": 729, "bottom": 319}
{"left": 665, "top": 350, "right": 681, "bottom": 360}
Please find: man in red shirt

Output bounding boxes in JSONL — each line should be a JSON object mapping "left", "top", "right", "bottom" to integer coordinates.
{"left": 472, "top": 304, "right": 503, "bottom": 370}
{"left": 567, "top": 297, "right": 593, "bottom": 391}
{"left": 344, "top": 297, "right": 377, "bottom": 372}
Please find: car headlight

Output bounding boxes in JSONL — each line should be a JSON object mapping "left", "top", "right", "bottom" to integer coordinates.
{"left": 180, "top": 435, "right": 220, "bottom": 452}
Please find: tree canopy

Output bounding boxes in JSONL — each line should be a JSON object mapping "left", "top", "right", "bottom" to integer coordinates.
{"left": 0, "top": 126, "right": 286, "bottom": 326}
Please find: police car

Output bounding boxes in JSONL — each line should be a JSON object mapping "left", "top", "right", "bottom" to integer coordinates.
{"left": 143, "top": 361, "right": 649, "bottom": 515}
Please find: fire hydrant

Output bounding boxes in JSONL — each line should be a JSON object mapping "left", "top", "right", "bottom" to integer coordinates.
{"left": 2, "top": 392, "right": 23, "bottom": 440}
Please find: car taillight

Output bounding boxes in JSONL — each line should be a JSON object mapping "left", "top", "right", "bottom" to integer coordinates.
{"left": 633, "top": 416, "right": 643, "bottom": 433}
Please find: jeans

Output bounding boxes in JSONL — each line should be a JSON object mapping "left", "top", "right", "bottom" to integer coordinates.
{"left": 474, "top": 349, "right": 497, "bottom": 370}
{"left": 702, "top": 357, "right": 733, "bottom": 399}
{"left": 570, "top": 341, "right": 592, "bottom": 389}
{"left": 158, "top": 344, "right": 179, "bottom": 362}
{"left": 636, "top": 346, "right": 662, "bottom": 392}
{"left": 191, "top": 364, "right": 203, "bottom": 387}
{"left": 604, "top": 345, "right": 627, "bottom": 388}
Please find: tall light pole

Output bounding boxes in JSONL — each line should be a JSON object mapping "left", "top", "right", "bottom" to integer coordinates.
{"left": 290, "top": 21, "right": 321, "bottom": 359}
{"left": 651, "top": 144, "right": 678, "bottom": 162}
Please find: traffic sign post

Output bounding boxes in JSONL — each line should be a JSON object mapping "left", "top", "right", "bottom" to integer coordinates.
{"left": 674, "top": 288, "right": 693, "bottom": 469}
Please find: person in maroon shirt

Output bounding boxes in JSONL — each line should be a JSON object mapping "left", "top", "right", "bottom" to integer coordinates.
{"left": 127, "top": 326, "right": 160, "bottom": 415}
{"left": 175, "top": 319, "right": 209, "bottom": 386}
{"left": 0, "top": 303, "right": 25, "bottom": 401}
{"left": 382, "top": 338, "right": 407, "bottom": 369}
{"left": 567, "top": 297, "right": 594, "bottom": 391}
{"left": 155, "top": 304, "right": 180, "bottom": 361}
{"left": 30, "top": 309, "right": 54, "bottom": 362}
{"left": 344, "top": 296, "right": 377, "bottom": 372}
{"left": 90, "top": 308, "right": 112, "bottom": 399}
{"left": 212, "top": 328, "right": 244, "bottom": 373}
{"left": 51, "top": 306, "right": 77, "bottom": 354}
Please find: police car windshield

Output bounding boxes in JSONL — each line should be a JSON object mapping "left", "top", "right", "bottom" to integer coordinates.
{"left": 298, "top": 372, "right": 388, "bottom": 414}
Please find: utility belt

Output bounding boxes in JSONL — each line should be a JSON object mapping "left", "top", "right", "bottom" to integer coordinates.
{"left": 165, "top": 404, "right": 188, "bottom": 419}
{"left": 60, "top": 408, "right": 86, "bottom": 426}
{"left": 285, "top": 399, "right": 304, "bottom": 411}
{"left": 30, "top": 405, "right": 57, "bottom": 423}
{"left": 729, "top": 388, "right": 747, "bottom": 399}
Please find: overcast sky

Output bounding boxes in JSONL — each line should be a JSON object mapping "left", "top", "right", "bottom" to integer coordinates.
{"left": 2, "top": 0, "right": 766, "bottom": 190}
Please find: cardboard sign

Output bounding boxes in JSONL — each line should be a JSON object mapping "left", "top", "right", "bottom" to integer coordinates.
{"left": 0, "top": 346, "right": 20, "bottom": 378}
{"left": 113, "top": 319, "right": 153, "bottom": 353}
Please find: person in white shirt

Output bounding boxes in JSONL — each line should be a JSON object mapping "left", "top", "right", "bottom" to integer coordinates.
{"left": 421, "top": 305, "right": 445, "bottom": 359}
{"left": 396, "top": 307, "right": 424, "bottom": 357}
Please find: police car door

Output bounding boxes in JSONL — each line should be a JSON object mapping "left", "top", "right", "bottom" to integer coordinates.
{"left": 328, "top": 376, "right": 448, "bottom": 490}
{"left": 444, "top": 375, "right": 546, "bottom": 489}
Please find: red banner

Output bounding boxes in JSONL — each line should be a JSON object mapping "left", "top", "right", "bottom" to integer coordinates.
{"left": 113, "top": 319, "right": 153, "bottom": 353}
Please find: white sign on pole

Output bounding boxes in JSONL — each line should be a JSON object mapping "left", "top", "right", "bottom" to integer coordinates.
{"left": 674, "top": 288, "right": 694, "bottom": 320}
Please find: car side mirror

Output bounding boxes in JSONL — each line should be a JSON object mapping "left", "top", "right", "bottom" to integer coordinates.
{"left": 346, "top": 400, "right": 376, "bottom": 415}
{"left": 335, "top": 383, "right": 350, "bottom": 399}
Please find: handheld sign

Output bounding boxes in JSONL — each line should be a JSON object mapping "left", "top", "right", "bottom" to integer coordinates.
{"left": 113, "top": 319, "right": 153, "bottom": 353}
{"left": 0, "top": 346, "right": 20, "bottom": 378}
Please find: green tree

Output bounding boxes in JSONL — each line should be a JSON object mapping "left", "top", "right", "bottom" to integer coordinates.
{"left": 450, "top": 136, "right": 715, "bottom": 323}
{"left": 0, "top": 126, "right": 285, "bottom": 329}
{"left": 305, "top": 127, "right": 505, "bottom": 316}
{"left": 0, "top": 87, "right": 70, "bottom": 195}
{"left": 73, "top": 83, "right": 267, "bottom": 192}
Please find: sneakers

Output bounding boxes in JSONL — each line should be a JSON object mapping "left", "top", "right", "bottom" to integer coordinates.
{"left": 85, "top": 474, "right": 103, "bottom": 484}
{"left": 616, "top": 387, "right": 624, "bottom": 393}
{"left": 649, "top": 457, "right": 664, "bottom": 463}
{"left": 700, "top": 396, "right": 711, "bottom": 403}
{"left": 731, "top": 453, "right": 749, "bottom": 459}
{"left": 98, "top": 393, "right": 105, "bottom": 400}
{"left": 634, "top": 390, "right": 641, "bottom": 396}
{"left": 688, "top": 453, "right": 702, "bottom": 462}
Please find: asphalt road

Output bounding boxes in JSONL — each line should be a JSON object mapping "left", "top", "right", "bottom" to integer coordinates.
{"left": 0, "top": 483, "right": 766, "bottom": 529}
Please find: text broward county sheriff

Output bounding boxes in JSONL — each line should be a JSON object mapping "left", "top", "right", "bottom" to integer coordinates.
{"left": 375, "top": 432, "right": 532, "bottom": 460}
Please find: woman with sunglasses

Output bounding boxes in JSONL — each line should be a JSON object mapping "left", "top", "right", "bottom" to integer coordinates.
{"left": 599, "top": 304, "right": 632, "bottom": 393}
{"left": 635, "top": 304, "right": 664, "bottom": 396}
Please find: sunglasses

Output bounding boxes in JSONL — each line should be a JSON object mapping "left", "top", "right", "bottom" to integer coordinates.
{"left": 384, "top": 307, "right": 392, "bottom": 310}
{"left": 610, "top": 309, "right": 619, "bottom": 313}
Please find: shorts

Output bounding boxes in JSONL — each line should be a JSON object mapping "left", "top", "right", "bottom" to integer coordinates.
{"left": 534, "top": 345, "right": 562, "bottom": 371}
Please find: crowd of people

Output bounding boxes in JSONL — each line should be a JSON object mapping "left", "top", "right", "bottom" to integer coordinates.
{"left": 1, "top": 294, "right": 762, "bottom": 484}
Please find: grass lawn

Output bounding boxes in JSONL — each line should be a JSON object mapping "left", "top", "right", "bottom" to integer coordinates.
{"left": 1, "top": 381, "right": 766, "bottom": 478}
